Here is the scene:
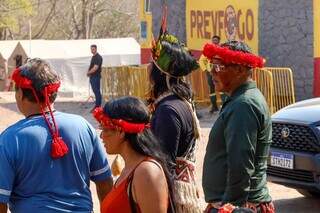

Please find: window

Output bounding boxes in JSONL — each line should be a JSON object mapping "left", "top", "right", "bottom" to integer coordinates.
{"left": 14, "top": 55, "right": 23, "bottom": 68}
{"left": 145, "top": 0, "right": 150, "bottom": 13}
{"left": 141, "top": 21, "right": 147, "bottom": 39}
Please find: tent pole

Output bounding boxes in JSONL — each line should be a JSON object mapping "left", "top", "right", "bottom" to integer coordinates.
{"left": 29, "top": 20, "right": 32, "bottom": 55}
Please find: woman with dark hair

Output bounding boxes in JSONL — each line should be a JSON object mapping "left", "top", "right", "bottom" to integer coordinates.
{"left": 93, "top": 96, "right": 174, "bottom": 213}
{"left": 148, "top": 12, "right": 202, "bottom": 212}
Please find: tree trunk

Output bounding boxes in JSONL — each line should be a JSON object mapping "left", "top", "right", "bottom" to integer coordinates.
{"left": 80, "top": 0, "right": 88, "bottom": 39}
{"left": 32, "top": 0, "right": 57, "bottom": 39}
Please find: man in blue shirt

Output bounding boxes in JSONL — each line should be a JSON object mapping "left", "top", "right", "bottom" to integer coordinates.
{"left": 0, "top": 58, "right": 113, "bottom": 213}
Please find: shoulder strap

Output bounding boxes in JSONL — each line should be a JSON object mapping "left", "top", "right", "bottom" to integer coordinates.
{"left": 128, "top": 175, "right": 137, "bottom": 213}
{"left": 180, "top": 99, "right": 200, "bottom": 159}
{"left": 127, "top": 158, "right": 151, "bottom": 213}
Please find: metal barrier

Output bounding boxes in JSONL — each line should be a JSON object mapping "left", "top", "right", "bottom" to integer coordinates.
{"left": 101, "top": 66, "right": 295, "bottom": 114}
{"left": 252, "top": 68, "right": 274, "bottom": 113}
{"left": 101, "top": 66, "right": 150, "bottom": 99}
{"left": 186, "top": 70, "right": 224, "bottom": 108}
{"left": 266, "top": 67, "right": 295, "bottom": 113}
{"left": 187, "top": 69, "right": 210, "bottom": 104}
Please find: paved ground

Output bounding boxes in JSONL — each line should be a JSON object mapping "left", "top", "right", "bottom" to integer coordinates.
{"left": 0, "top": 92, "right": 319, "bottom": 212}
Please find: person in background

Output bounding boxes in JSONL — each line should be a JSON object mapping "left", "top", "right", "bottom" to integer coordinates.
{"left": 207, "top": 35, "right": 220, "bottom": 113}
{"left": 87, "top": 44, "right": 103, "bottom": 111}
{"left": 211, "top": 35, "right": 220, "bottom": 44}
{"left": 202, "top": 41, "right": 274, "bottom": 213}
{"left": 93, "top": 96, "right": 174, "bottom": 213}
{"left": 0, "top": 58, "right": 113, "bottom": 213}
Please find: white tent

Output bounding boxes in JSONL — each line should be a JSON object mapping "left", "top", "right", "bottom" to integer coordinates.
{"left": 9, "top": 38, "right": 141, "bottom": 96}
{"left": 0, "top": 40, "right": 30, "bottom": 90}
{"left": 0, "top": 40, "right": 45, "bottom": 71}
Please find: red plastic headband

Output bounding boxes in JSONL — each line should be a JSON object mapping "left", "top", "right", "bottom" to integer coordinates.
{"left": 11, "top": 67, "right": 68, "bottom": 159}
{"left": 202, "top": 43, "right": 265, "bottom": 68}
{"left": 92, "top": 107, "right": 150, "bottom": 134}
{"left": 12, "top": 68, "right": 60, "bottom": 96}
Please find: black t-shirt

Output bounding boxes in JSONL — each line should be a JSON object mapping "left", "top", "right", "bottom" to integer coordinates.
{"left": 89, "top": 53, "right": 103, "bottom": 77}
{"left": 151, "top": 95, "right": 196, "bottom": 164}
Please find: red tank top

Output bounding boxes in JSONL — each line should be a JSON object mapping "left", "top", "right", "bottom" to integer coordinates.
{"left": 100, "top": 174, "right": 140, "bottom": 213}
{"left": 101, "top": 159, "right": 152, "bottom": 213}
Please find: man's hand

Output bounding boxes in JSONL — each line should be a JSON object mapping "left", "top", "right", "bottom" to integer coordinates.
{"left": 204, "top": 202, "right": 222, "bottom": 213}
{"left": 0, "top": 203, "right": 8, "bottom": 213}
{"left": 87, "top": 65, "right": 99, "bottom": 77}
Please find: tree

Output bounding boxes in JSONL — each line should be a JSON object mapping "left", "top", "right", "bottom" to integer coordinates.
{"left": 32, "top": 0, "right": 58, "bottom": 39}
{"left": 0, "top": 0, "right": 33, "bottom": 40}
{"left": 65, "top": 0, "right": 138, "bottom": 39}
{"left": 0, "top": 0, "right": 139, "bottom": 40}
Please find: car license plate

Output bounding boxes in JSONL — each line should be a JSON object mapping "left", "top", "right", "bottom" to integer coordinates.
{"left": 270, "top": 151, "right": 294, "bottom": 169}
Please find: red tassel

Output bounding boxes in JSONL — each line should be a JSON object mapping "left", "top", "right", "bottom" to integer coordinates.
{"left": 218, "top": 204, "right": 236, "bottom": 213}
{"left": 51, "top": 136, "right": 68, "bottom": 159}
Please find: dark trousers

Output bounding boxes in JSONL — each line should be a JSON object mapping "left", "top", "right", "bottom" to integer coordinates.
{"left": 90, "top": 75, "right": 102, "bottom": 107}
{"left": 206, "top": 72, "right": 218, "bottom": 110}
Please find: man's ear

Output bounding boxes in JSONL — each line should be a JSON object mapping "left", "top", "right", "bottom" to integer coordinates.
{"left": 238, "top": 66, "right": 248, "bottom": 75}
{"left": 119, "top": 130, "right": 126, "bottom": 140}
{"left": 16, "top": 88, "right": 24, "bottom": 101}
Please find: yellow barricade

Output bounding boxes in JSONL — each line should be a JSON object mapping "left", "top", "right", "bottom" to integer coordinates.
{"left": 253, "top": 67, "right": 295, "bottom": 113}
{"left": 186, "top": 69, "right": 223, "bottom": 108}
{"left": 101, "top": 66, "right": 295, "bottom": 114}
{"left": 252, "top": 68, "right": 274, "bottom": 113}
{"left": 101, "top": 66, "right": 149, "bottom": 100}
{"left": 187, "top": 68, "right": 209, "bottom": 104}
{"left": 265, "top": 67, "right": 295, "bottom": 113}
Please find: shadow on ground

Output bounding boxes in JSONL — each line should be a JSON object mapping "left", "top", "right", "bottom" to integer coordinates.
{"left": 274, "top": 196, "right": 320, "bottom": 213}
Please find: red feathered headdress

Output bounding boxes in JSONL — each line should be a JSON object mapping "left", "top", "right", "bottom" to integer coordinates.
{"left": 202, "top": 43, "right": 265, "bottom": 68}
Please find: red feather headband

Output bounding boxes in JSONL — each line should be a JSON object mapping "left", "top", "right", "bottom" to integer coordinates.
{"left": 202, "top": 43, "right": 265, "bottom": 68}
{"left": 12, "top": 67, "right": 68, "bottom": 159}
{"left": 92, "top": 107, "right": 150, "bottom": 134}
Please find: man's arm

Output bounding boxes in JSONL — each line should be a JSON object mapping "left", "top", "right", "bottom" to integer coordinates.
{"left": 223, "top": 102, "right": 258, "bottom": 206}
{"left": 87, "top": 65, "right": 99, "bottom": 76}
{"left": 0, "top": 203, "right": 7, "bottom": 213}
{"left": 95, "top": 177, "right": 113, "bottom": 204}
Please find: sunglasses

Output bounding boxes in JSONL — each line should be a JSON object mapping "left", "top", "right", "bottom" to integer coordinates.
{"left": 211, "top": 64, "right": 226, "bottom": 73}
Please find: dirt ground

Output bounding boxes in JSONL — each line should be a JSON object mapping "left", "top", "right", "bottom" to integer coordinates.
{"left": 0, "top": 92, "right": 319, "bottom": 213}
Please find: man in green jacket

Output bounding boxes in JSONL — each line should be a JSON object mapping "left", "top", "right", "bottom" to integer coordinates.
{"left": 202, "top": 41, "right": 275, "bottom": 213}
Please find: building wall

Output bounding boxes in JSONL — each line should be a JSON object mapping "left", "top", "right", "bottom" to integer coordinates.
{"left": 151, "top": 0, "right": 186, "bottom": 43}
{"left": 150, "top": 0, "right": 314, "bottom": 100}
{"left": 259, "top": 0, "right": 314, "bottom": 100}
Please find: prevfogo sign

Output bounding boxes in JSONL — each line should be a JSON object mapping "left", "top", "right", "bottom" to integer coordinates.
{"left": 186, "top": 0, "right": 259, "bottom": 53}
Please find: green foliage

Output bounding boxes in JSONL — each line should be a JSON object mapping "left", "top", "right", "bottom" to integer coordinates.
{"left": 0, "top": 0, "right": 139, "bottom": 40}
{"left": 0, "top": 0, "right": 32, "bottom": 31}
